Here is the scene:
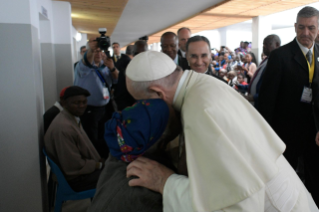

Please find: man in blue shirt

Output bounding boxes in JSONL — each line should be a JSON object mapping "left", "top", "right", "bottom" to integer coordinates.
{"left": 74, "top": 39, "right": 119, "bottom": 158}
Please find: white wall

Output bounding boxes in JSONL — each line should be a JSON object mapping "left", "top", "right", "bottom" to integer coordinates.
{"left": 0, "top": 0, "right": 46, "bottom": 210}
{"left": 193, "top": 29, "right": 252, "bottom": 52}
{"left": 271, "top": 27, "right": 296, "bottom": 46}
{"left": 0, "top": 0, "right": 39, "bottom": 28}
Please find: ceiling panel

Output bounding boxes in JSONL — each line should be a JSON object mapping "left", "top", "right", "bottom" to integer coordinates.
{"left": 59, "top": 0, "right": 318, "bottom": 47}
{"left": 56, "top": 0, "right": 129, "bottom": 38}
{"left": 145, "top": 0, "right": 317, "bottom": 45}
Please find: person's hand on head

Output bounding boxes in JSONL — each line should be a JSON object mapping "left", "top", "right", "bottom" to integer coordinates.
{"left": 126, "top": 156, "right": 174, "bottom": 194}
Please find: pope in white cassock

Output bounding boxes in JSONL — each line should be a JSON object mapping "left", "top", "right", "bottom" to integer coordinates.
{"left": 125, "top": 51, "right": 318, "bottom": 212}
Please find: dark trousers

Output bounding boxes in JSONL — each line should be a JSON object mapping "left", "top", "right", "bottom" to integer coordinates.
{"left": 81, "top": 104, "right": 113, "bottom": 158}
{"left": 68, "top": 169, "right": 102, "bottom": 192}
{"left": 304, "top": 143, "right": 319, "bottom": 207}
{"left": 284, "top": 140, "right": 319, "bottom": 208}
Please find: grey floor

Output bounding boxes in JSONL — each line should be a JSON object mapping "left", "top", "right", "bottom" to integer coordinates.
{"left": 50, "top": 198, "right": 91, "bottom": 212}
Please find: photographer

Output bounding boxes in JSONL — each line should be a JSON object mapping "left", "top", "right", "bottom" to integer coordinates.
{"left": 74, "top": 38, "right": 119, "bottom": 158}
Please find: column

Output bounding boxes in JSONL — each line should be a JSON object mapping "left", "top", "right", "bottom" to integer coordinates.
{"left": 252, "top": 16, "right": 272, "bottom": 64}
{"left": 0, "top": 0, "right": 46, "bottom": 211}
{"left": 40, "top": 15, "right": 57, "bottom": 110}
{"left": 52, "top": 1, "right": 74, "bottom": 93}
{"left": 219, "top": 28, "right": 228, "bottom": 47}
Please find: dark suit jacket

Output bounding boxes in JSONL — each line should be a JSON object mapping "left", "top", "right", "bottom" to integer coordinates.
{"left": 74, "top": 61, "right": 79, "bottom": 70}
{"left": 113, "top": 54, "right": 136, "bottom": 111}
{"left": 178, "top": 55, "right": 190, "bottom": 71}
{"left": 177, "top": 49, "right": 184, "bottom": 58}
{"left": 112, "top": 53, "right": 126, "bottom": 69}
{"left": 258, "top": 38, "right": 319, "bottom": 155}
{"left": 43, "top": 105, "right": 61, "bottom": 134}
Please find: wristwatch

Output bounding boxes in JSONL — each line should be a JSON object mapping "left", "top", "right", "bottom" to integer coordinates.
{"left": 110, "top": 67, "right": 116, "bottom": 72}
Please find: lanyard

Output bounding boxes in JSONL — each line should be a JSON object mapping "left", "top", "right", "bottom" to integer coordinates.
{"left": 83, "top": 52, "right": 110, "bottom": 89}
{"left": 94, "top": 68, "right": 106, "bottom": 85}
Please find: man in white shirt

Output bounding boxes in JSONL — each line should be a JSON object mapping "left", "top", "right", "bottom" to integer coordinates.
{"left": 125, "top": 51, "right": 318, "bottom": 211}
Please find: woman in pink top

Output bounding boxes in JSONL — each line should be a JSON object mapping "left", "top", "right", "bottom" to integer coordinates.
{"left": 237, "top": 53, "right": 256, "bottom": 83}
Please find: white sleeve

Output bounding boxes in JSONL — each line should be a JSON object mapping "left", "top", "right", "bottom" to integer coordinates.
{"left": 163, "top": 174, "right": 193, "bottom": 212}
{"left": 163, "top": 174, "right": 266, "bottom": 212}
{"left": 221, "top": 188, "right": 266, "bottom": 212}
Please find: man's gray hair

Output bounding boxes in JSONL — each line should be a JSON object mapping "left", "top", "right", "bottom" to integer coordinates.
{"left": 297, "top": 6, "right": 319, "bottom": 24}
{"left": 128, "top": 66, "right": 182, "bottom": 98}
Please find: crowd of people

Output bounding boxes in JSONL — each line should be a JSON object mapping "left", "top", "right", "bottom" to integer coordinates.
{"left": 42, "top": 5, "right": 319, "bottom": 212}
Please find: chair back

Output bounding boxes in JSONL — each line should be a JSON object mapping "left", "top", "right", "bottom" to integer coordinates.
{"left": 43, "top": 149, "right": 75, "bottom": 195}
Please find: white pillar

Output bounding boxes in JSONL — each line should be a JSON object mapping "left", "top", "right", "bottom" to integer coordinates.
{"left": 52, "top": 1, "right": 74, "bottom": 93}
{"left": 0, "top": 0, "right": 46, "bottom": 211}
{"left": 219, "top": 28, "right": 228, "bottom": 47}
{"left": 252, "top": 16, "right": 272, "bottom": 64}
{"left": 40, "top": 15, "right": 58, "bottom": 110}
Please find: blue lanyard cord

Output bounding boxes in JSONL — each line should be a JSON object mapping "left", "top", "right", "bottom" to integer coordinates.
{"left": 94, "top": 69, "right": 106, "bottom": 84}
{"left": 84, "top": 52, "right": 111, "bottom": 89}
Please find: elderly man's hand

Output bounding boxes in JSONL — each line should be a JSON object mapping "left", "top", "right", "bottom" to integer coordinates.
{"left": 126, "top": 156, "right": 174, "bottom": 194}
{"left": 315, "top": 132, "right": 319, "bottom": 146}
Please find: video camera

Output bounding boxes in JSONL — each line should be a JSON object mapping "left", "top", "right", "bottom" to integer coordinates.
{"left": 96, "top": 28, "right": 111, "bottom": 57}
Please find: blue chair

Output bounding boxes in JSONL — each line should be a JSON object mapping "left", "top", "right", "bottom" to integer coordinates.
{"left": 43, "top": 149, "right": 96, "bottom": 212}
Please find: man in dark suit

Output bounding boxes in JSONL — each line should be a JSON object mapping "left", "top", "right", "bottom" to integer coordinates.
{"left": 112, "top": 42, "right": 125, "bottom": 69}
{"left": 160, "top": 32, "right": 190, "bottom": 70}
{"left": 258, "top": 6, "right": 319, "bottom": 206}
{"left": 184, "top": 35, "right": 227, "bottom": 83}
{"left": 177, "top": 27, "right": 191, "bottom": 58}
{"left": 113, "top": 41, "right": 148, "bottom": 111}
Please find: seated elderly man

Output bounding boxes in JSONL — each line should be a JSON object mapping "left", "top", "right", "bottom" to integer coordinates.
{"left": 125, "top": 51, "right": 318, "bottom": 212}
{"left": 44, "top": 86, "right": 104, "bottom": 192}
{"left": 88, "top": 99, "right": 181, "bottom": 212}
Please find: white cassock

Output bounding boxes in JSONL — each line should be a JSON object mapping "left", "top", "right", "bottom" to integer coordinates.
{"left": 163, "top": 70, "right": 318, "bottom": 212}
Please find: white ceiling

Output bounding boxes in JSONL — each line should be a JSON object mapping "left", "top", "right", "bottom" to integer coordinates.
{"left": 110, "top": 0, "right": 224, "bottom": 47}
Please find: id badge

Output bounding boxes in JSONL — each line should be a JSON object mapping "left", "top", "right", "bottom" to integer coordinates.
{"left": 103, "top": 87, "right": 110, "bottom": 100}
{"left": 300, "top": 86, "right": 312, "bottom": 103}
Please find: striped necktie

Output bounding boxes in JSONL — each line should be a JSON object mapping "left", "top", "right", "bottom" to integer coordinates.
{"left": 306, "top": 50, "right": 312, "bottom": 65}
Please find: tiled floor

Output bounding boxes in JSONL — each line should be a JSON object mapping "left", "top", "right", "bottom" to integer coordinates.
{"left": 50, "top": 198, "right": 91, "bottom": 212}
